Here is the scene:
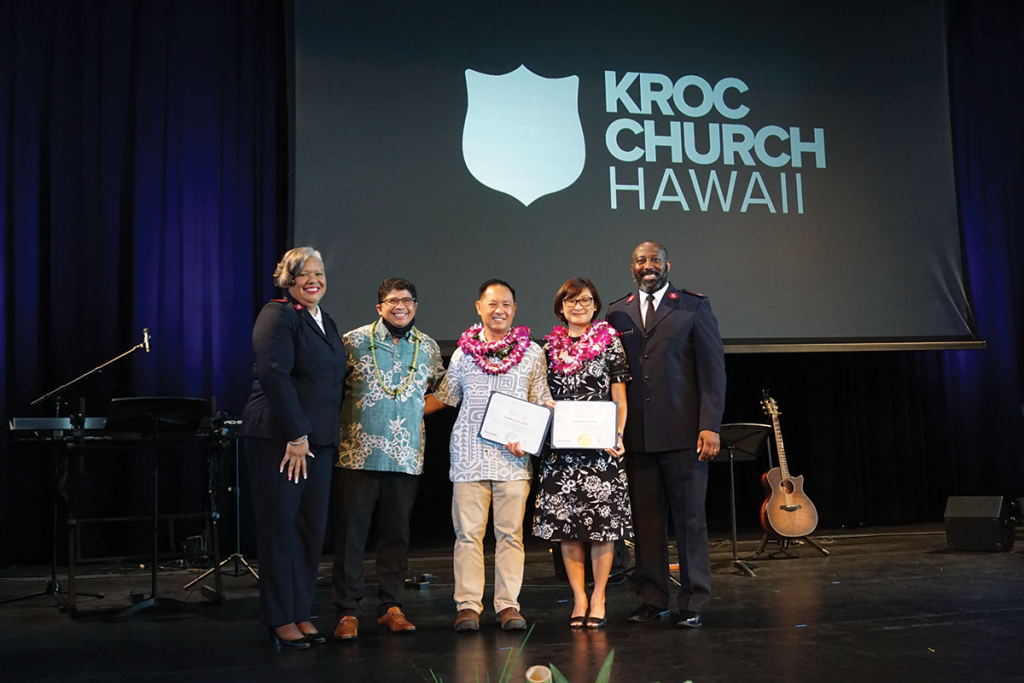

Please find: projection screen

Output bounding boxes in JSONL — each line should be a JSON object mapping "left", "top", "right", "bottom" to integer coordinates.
{"left": 290, "top": 0, "right": 979, "bottom": 351}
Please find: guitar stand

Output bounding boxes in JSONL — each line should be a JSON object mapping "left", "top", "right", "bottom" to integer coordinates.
{"left": 753, "top": 533, "right": 830, "bottom": 559}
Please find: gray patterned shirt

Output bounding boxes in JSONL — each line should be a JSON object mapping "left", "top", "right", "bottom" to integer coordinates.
{"left": 434, "top": 341, "right": 552, "bottom": 482}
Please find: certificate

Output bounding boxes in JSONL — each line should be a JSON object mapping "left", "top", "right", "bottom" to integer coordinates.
{"left": 478, "top": 392, "right": 553, "bottom": 456}
{"left": 551, "top": 400, "right": 618, "bottom": 450}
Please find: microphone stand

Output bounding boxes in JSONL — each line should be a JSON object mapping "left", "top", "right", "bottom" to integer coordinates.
{"left": 31, "top": 329, "right": 150, "bottom": 406}
{"left": 3, "top": 330, "right": 151, "bottom": 614}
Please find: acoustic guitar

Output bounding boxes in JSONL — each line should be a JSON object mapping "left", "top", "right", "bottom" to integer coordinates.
{"left": 759, "top": 393, "right": 818, "bottom": 538}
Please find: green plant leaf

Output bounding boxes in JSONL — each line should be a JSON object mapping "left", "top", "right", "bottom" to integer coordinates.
{"left": 548, "top": 663, "right": 571, "bottom": 683}
{"left": 594, "top": 651, "right": 615, "bottom": 683}
{"left": 498, "top": 623, "right": 535, "bottom": 683}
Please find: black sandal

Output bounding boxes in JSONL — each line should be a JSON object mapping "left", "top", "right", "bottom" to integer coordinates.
{"left": 569, "top": 615, "right": 586, "bottom": 628}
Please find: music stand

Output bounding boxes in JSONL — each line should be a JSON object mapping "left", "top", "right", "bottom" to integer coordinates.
{"left": 717, "top": 423, "right": 772, "bottom": 577}
{"left": 104, "top": 397, "right": 208, "bottom": 616}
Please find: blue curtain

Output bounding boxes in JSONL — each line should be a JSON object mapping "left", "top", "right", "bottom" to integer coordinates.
{"left": 1, "top": 0, "right": 285, "bottom": 562}
{"left": 944, "top": 0, "right": 1024, "bottom": 496}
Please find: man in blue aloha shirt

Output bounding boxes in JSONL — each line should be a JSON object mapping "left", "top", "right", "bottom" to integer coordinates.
{"left": 331, "top": 278, "right": 445, "bottom": 640}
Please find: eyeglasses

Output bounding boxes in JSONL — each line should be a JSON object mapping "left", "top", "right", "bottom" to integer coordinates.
{"left": 382, "top": 297, "right": 416, "bottom": 307}
{"left": 564, "top": 296, "right": 594, "bottom": 308}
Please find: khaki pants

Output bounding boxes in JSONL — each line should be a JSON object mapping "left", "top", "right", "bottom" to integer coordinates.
{"left": 452, "top": 479, "right": 530, "bottom": 615}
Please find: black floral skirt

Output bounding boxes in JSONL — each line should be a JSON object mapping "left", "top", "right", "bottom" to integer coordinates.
{"left": 532, "top": 449, "right": 633, "bottom": 542}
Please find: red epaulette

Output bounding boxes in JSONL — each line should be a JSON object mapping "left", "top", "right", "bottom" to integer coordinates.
{"left": 269, "top": 298, "right": 304, "bottom": 311}
{"left": 683, "top": 289, "right": 708, "bottom": 298}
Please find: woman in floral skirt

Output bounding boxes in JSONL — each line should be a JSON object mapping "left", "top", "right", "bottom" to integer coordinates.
{"left": 533, "top": 277, "right": 631, "bottom": 629}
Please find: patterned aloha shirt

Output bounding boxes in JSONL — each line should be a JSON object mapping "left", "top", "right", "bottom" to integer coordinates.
{"left": 433, "top": 341, "right": 552, "bottom": 483}
{"left": 336, "top": 320, "right": 445, "bottom": 475}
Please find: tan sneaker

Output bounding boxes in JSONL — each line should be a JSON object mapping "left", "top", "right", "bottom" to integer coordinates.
{"left": 496, "top": 607, "right": 527, "bottom": 630}
{"left": 454, "top": 608, "right": 481, "bottom": 632}
{"left": 334, "top": 615, "right": 358, "bottom": 640}
{"left": 378, "top": 606, "right": 416, "bottom": 633}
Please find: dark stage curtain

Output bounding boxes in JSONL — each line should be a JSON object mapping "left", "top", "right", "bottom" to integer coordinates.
{"left": 712, "top": 1, "right": 1024, "bottom": 531}
{"left": 0, "top": 0, "right": 286, "bottom": 563}
{"left": 941, "top": 1, "right": 1024, "bottom": 504}
{"left": 1, "top": 0, "right": 1021, "bottom": 564}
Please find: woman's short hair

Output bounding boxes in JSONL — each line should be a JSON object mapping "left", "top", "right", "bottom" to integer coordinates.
{"left": 553, "top": 277, "right": 602, "bottom": 324}
{"left": 273, "top": 247, "right": 323, "bottom": 288}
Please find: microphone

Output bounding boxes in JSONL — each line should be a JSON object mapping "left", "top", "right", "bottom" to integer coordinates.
{"left": 143, "top": 328, "right": 151, "bottom": 353}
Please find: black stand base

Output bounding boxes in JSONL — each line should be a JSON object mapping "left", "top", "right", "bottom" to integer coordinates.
{"left": 732, "top": 558, "right": 759, "bottom": 577}
{"left": 753, "top": 533, "right": 830, "bottom": 559}
{"left": 0, "top": 579, "right": 104, "bottom": 613}
{"left": 184, "top": 552, "right": 258, "bottom": 591}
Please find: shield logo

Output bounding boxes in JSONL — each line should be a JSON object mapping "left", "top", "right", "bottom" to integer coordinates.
{"left": 463, "top": 65, "right": 585, "bottom": 206}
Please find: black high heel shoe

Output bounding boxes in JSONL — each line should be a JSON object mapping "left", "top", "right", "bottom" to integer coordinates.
{"left": 299, "top": 629, "right": 326, "bottom": 645}
{"left": 268, "top": 626, "right": 311, "bottom": 650}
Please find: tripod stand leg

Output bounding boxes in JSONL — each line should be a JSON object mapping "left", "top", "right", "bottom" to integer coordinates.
{"left": 752, "top": 533, "right": 770, "bottom": 559}
{"left": 0, "top": 589, "right": 49, "bottom": 606}
{"left": 732, "top": 559, "right": 757, "bottom": 577}
{"left": 184, "top": 552, "right": 259, "bottom": 589}
{"left": 183, "top": 565, "right": 217, "bottom": 589}
{"left": 234, "top": 554, "right": 259, "bottom": 580}
{"left": 801, "top": 536, "right": 830, "bottom": 556}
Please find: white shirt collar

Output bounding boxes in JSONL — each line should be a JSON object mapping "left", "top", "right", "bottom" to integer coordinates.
{"left": 638, "top": 283, "right": 670, "bottom": 310}
{"left": 309, "top": 306, "right": 325, "bottom": 333}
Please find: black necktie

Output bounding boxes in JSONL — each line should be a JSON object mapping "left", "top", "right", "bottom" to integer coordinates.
{"left": 644, "top": 294, "right": 655, "bottom": 330}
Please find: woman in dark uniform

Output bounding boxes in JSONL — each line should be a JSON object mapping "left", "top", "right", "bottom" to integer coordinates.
{"left": 241, "top": 247, "right": 347, "bottom": 648}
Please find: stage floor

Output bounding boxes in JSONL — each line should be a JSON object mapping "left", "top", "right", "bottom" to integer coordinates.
{"left": 1, "top": 524, "right": 1022, "bottom": 683}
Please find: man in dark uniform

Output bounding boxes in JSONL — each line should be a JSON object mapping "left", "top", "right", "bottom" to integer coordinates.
{"left": 606, "top": 240, "right": 726, "bottom": 628}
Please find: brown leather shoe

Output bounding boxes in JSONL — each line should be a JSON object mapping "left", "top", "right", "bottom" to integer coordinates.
{"left": 377, "top": 606, "right": 416, "bottom": 633}
{"left": 454, "top": 609, "right": 480, "bottom": 632}
{"left": 334, "top": 615, "right": 358, "bottom": 640}
{"left": 496, "top": 607, "right": 527, "bottom": 630}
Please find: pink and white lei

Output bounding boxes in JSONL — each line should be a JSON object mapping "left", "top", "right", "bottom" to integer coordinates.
{"left": 544, "top": 320, "right": 618, "bottom": 376}
{"left": 458, "top": 324, "right": 532, "bottom": 375}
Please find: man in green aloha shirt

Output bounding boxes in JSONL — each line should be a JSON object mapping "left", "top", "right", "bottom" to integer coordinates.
{"left": 331, "top": 278, "right": 445, "bottom": 640}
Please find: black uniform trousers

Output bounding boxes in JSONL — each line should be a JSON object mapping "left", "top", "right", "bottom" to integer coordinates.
{"left": 244, "top": 436, "right": 333, "bottom": 627}
{"left": 331, "top": 467, "right": 419, "bottom": 618}
{"left": 624, "top": 447, "right": 711, "bottom": 614}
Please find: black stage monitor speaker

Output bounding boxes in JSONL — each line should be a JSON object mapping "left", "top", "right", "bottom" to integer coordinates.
{"left": 943, "top": 496, "right": 1014, "bottom": 552}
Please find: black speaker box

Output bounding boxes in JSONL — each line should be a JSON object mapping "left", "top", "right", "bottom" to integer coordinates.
{"left": 943, "top": 496, "right": 1014, "bottom": 552}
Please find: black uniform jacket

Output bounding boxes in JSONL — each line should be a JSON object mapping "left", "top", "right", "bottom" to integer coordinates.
{"left": 605, "top": 283, "right": 726, "bottom": 453}
{"left": 240, "top": 292, "right": 347, "bottom": 447}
